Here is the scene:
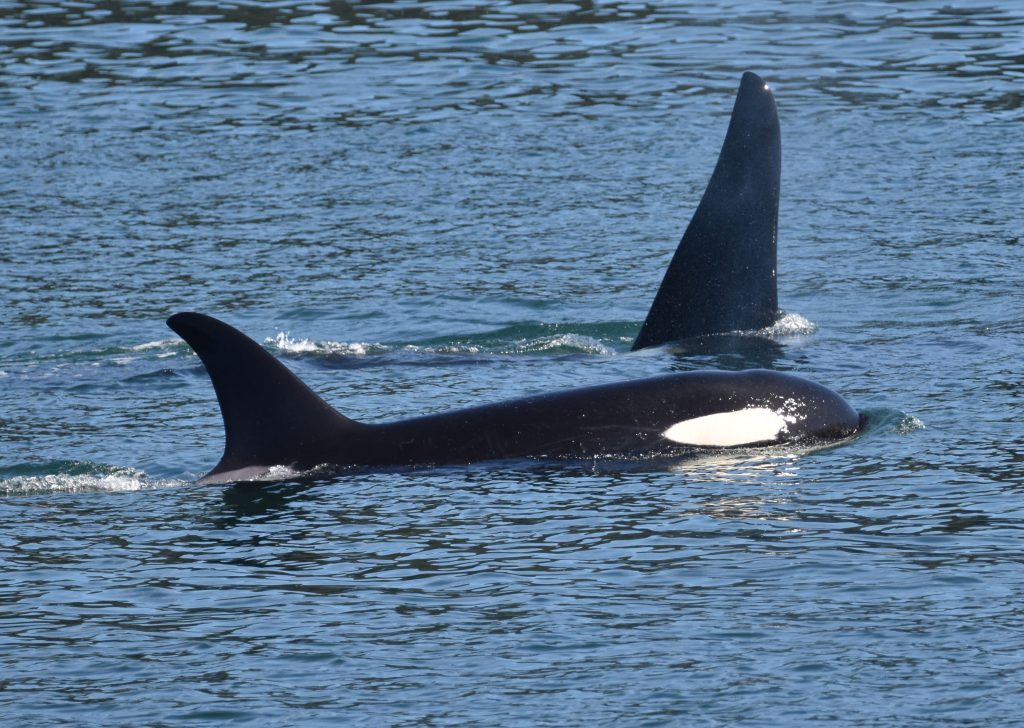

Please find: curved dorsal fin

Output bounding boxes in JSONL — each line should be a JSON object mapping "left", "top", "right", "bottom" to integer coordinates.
{"left": 168, "top": 313, "right": 361, "bottom": 481}
{"left": 632, "top": 71, "right": 781, "bottom": 351}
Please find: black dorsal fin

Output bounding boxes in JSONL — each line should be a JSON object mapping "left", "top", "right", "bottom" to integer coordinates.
{"left": 632, "top": 71, "right": 781, "bottom": 351}
{"left": 168, "top": 312, "right": 361, "bottom": 482}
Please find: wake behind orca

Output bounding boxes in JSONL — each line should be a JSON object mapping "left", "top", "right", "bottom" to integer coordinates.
{"left": 168, "top": 72, "right": 860, "bottom": 484}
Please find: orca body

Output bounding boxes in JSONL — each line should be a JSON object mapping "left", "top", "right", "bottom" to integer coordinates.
{"left": 169, "top": 313, "right": 859, "bottom": 485}
{"left": 632, "top": 71, "right": 781, "bottom": 351}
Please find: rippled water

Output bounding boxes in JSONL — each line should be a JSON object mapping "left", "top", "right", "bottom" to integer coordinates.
{"left": 2, "top": 1, "right": 1023, "bottom": 725}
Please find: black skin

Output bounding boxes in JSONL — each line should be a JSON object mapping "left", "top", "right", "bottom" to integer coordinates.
{"left": 634, "top": 71, "right": 781, "bottom": 350}
{"left": 168, "top": 313, "right": 859, "bottom": 485}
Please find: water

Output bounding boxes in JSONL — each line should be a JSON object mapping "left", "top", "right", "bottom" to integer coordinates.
{"left": 2, "top": 1, "right": 1023, "bottom": 724}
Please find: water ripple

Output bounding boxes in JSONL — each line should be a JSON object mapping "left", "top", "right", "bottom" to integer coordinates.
{"left": 2, "top": 1, "right": 1022, "bottom": 129}
{"left": 3, "top": 1, "right": 1024, "bottom": 725}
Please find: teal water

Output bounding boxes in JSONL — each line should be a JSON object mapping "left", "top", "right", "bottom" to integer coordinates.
{"left": 2, "top": 1, "right": 1023, "bottom": 725}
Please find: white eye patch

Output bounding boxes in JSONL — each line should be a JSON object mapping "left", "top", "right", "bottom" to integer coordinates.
{"left": 661, "top": 408, "right": 791, "bottom": 447}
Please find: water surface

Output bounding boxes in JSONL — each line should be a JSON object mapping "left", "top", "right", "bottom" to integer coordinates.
{"left": 2, "top": 1, "right": 1023, "bottom": 725}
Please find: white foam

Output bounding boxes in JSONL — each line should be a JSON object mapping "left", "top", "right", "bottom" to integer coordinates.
{"left": 129, "top": 338, "right": 179, "bottom": 352}
{"left": 1, "top": 468, "right": 179, "bottom": 495}
{"left": 662, "top": 407, "right": 793, "bottom": 447}
{"left": 266, "top": 331, "right": 613, "bottom": 358}
{"left": 266, "top": 332, "right": 378, "bottom": 356}
{"left": 896, "top": 415, "right": 926, "bottom": 434}
{"left": 268, "top": 332, "right": 319, "bottom": 353}
{"left": 524, "top": 333, "right": 615, "bottom": 356}
{"left": 763, "top": 312, "right": 816, "bottom": 337}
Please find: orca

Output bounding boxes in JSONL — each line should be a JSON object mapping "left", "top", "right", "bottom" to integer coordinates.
{"left": 633, "top": 71, "right": 780, "bottom": 351}
{"left": 168, "top": 313, "right": 859, "bottom": 485}
{"left": 167, "top": 72, "right": 861, "bottom": 484}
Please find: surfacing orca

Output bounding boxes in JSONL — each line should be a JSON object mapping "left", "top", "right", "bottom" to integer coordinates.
{"left": 168, "top": 313, "right": 859, "bottom": 485}
{"left": 168, "top": 72, "right": 860, "bottom": 484}
{"left": 632, "top": 71, "right": 780, "bottom": 351}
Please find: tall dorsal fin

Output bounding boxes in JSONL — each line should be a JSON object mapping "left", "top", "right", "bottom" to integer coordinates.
{"left": 632, "top": 71, "right": 781, "bottom": 351}
{"left": 168, "top": 312, "right": 362, "bottom": 481}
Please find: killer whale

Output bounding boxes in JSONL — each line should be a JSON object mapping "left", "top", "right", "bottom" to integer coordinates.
{"left": 168, "top": 313, "right": 859, "bottom": 485}
{"left": 633, "top": 71, "right": 780, "bottom": 351}
{"left": 167, "top": 71, "right": 859, "bottom": 484}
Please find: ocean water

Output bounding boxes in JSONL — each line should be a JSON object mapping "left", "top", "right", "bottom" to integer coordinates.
{"left": 2, "top": 0, "right": 1023, "bottom": 724}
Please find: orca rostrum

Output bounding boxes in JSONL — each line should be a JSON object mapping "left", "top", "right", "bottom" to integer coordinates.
{"left": 632, "top": 71, "right": 781, "bottom": 350}
{"left": 168, "top": 313, "right": 858, "bottom": 485}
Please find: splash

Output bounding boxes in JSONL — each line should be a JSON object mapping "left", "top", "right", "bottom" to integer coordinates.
{"left": 508, "top": 333, "right": 616, "bottom": 356}
{"left": 265, "top": 328, "right": 618, "bottom": 359}
{"left": 895, "top": 414, "right": 926, "bottom": 434}
{"left": 266, "top": 332, "right": 385, "bottom": 356}
{"left": 858, "top": 409, "right": 926, "bottom": 437}
{"left": 1, "top": 464, "right": 182, "bottom": 496}
{"left": 763, "top": 312, "right": 816, "bottom": 337}
{"left": 129, "top": 338, "right": 180, "bottom": 353}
